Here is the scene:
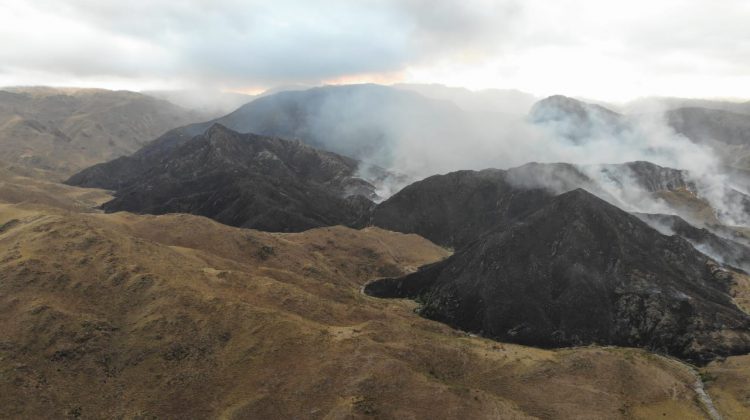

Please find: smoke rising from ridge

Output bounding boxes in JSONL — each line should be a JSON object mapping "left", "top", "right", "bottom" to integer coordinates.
{"left": 325, "top": 87, "right": 749, "bottom": 228}
{"left": 206, "top": 84, "right": 747, "bottom": 228}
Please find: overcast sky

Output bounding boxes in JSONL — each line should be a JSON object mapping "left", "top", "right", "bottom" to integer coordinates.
{"left": 1, "top": 0, "right": 749, "bottom": 101}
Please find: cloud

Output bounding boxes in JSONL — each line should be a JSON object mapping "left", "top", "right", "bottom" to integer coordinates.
{"left": 1, "top": 0, "right": 749, "bottom": 100}
{"left": 0, "top": 0, "right": 518, "bottom": 89}
{"left": 406, "top": 0, "right": 750, "bottom": 100}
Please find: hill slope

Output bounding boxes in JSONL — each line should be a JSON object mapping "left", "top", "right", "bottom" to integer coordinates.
{"left": 67, "top": 124, "right": 380, "bottom": 232}
{"left": 528, "top": 95, "right": 626, "bottom": 143}
{"left": 528, "top": 94, "right": 750, "bottom": 173}
{"left": 666, "top": 107, "right": 750, "bottom": 147}
{"left": 637, "top": 212, "right": 750, "bottom": 272}
{"left": 370, "top": 161, "right": 703, "bottom": 249}
{"left": 0, "top": 87, "right": 202, "bottom": 179}
{"left": 367, "top": 189, "right": 750, "bottom": 363}
{"left": 0, "top": 196, "right": 723, "bottom": 419}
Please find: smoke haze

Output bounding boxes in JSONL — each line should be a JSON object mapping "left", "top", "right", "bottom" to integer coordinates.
{"left": 300, "top": 86, "right": 748, "bottom": 229}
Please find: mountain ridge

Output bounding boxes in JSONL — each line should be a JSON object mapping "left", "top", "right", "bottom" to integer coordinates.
{"left": 0, "top": 87, "right": 203, "bottom": 180}
{"left": 67, "top": 124, "right": 380, "bottom": 232}
{"left": 367, "top": 188, "right": 750, "bottom": 363}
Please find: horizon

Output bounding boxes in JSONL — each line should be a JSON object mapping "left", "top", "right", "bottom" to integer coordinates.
{"left": 3, "top": 82, "right": 749, "bottom": 107}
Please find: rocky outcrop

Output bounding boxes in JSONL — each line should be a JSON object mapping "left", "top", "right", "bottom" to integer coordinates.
{"left": 666, "top": 107, "right": 750, "bottom": 146}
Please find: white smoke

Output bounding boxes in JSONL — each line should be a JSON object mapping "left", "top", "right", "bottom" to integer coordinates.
{"left": 223, "top": 85, "right": 745, "bottom": 228}
{"left": 340, "top": 90, "right": 748, "bottom": 228}
{"left": 144, "top": 89, "right": 255, "bottom": 118}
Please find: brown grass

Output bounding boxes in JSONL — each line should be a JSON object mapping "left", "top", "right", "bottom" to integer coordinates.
{"left": 0, "top": 170, "right": 111, "bottom": 211}
{"left": 703, "top": 355, "right": 750, "bottom": 418}
{"left": 0, "top": 181, "right": 742, "bottom": 418}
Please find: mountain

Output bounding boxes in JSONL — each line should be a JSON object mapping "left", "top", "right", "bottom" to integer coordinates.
{"left": 7, "top": 82, "right": 750, "bottom": 417}
{"left": 67, "top": 124, "right": 381, "bottom": 232}
{"left": 529, "top": 94, "right": 750, "bottom": 173}
{"left": 597, "top": 160, "right": 694, "bottom": 192}
{"left": 528, "top": 95, "right": 626, "bottom": 143}
{"left": 0, "top": 87, "right": 202, "bottom": 180}
{"left": 626, "top": 97, "right": 750, "bottom": 115}
{"left": 528, "top": 95, "right": 749, "bottom": 146}
{"left": 366, "top": 189, "right": 750, "bottom": 363}
{"left": 394, "top": 83, "right": 537, "bottom": 115}
{"left": 370, "top": 161, "right": 703, "bottom": 249}
{"left": 526, "top": 96, "right": 750, "bottom": 225}
{"left": 665, "top": 107, "right": 750, "bottom": 170}
{"left": 3, "top": 190, "right": 728, "bottom": 418}
{"left": 531, "top": 96, "right": 750, "bottom": 149}
{"left": 212, "top": 84, "right": 484, "bottom": 167}
{"left": 370, "top": 167, "right": 557, "bottom": 249}
{"left": 144, "top": 89, "right": 255, "bottom": 118}
{"left": 120, "top": 84, "right": 505, "bottom": 179}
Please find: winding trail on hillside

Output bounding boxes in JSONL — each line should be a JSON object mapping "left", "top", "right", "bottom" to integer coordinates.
{"left": 691, "top": 369, "right": 723, "bottom": 420}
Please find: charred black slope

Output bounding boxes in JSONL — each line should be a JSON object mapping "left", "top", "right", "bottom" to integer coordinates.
{"left": 665, "top": 106, "right": 750, "bottom": 173}
{"left": 67, "top": 124, "right": 375, "bottom": 232}
{"left": 637, "top": 213, "right": 750, "bottom": 272}
{"left": 370, "top": 161, "right": 691, "bottom": 249}
{"left": 367, "top": 189, "right": 750, "bottom": 363}
{"left": 370, "top": 168, "right": 558, "bottom": 249}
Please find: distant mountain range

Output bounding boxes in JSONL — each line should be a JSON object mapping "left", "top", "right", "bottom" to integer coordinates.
{"left": 367, "top": 188, "right": 750, "bottom": 363}
{"left": 143, "top": 89, "right": 255, "bottom": 118}
{"left": 370, "top": 160, "right": 721, "bottom": 248}
{"left": 0, "top": 87, "right": 203, "bottom": 180}
{"left": 5, "top": 83, "right": 748, "bottom": 183}
{"left": 157, "top": 84, "right": 487, "bottom": 170}
{"left": 532, "top": 94, "right": 750, "bottom": 173}
{"left": 529, "top": 94, "right": 626, "bottom": 143}
{"left": 626, "top": 96, "right": 750, "bottom": 115}
{"left": 111, "top": 84, "right": 533, "bottom": 181}
{"left": 66, "top": 120, "right": 750, "bottom": 363}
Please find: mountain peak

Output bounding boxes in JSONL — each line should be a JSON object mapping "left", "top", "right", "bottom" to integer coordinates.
{"left": 528, "top": 95, "right": 625, "bottom": 143}
{"left": 368, "top": 186, "right": 750, "bottom": 363}
{"left": 67, "top": 128, "right": 379, "bottom": 231}
{"left": 531, "top": 95, "right": 621, "bottom": 121}
{"left": 204, "top": 122, "right": 236, "bottom": 137}
{"left": 555, "top": 186, "right": 597, "bottom": 201}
